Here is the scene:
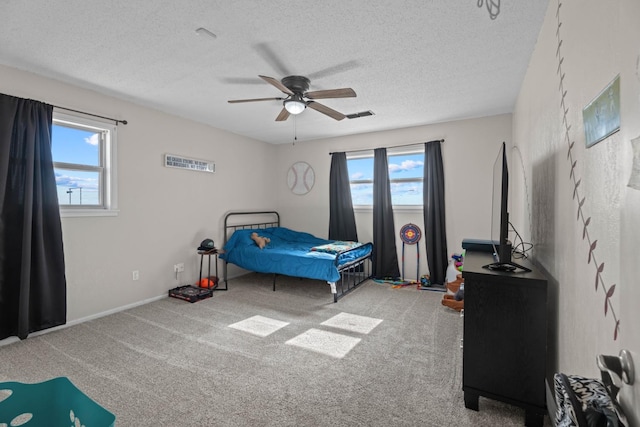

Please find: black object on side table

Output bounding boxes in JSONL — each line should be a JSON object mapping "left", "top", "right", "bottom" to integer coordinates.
{"left": 462, "top": 250, "right": 548, "bottom": 427}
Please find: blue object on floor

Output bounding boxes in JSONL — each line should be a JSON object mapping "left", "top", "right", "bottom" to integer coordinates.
{"left": 0, "top": 377, "right": 115, "bottom": 427}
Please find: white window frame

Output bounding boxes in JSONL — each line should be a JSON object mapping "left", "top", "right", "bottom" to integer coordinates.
{"left": 347, "top": 150, "right": 374, "bottom": 210}
{"left": 348, "top": 147, "right": 424, "bottom": 211}
{"left": 52, "top": 111, "right": 119, "bottom": 217}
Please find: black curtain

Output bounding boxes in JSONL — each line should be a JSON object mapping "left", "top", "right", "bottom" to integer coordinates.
{"left": 328, "top": 152, "right": 358, "bottom": 241}
{"left": 372, "top": 148, "right": 400, "bottom": 279}
{"left": 0, "top": 94, "right": 67, "bottom": 340}
{"left": 423, "top": 140, "right": 448, "bottom": 286}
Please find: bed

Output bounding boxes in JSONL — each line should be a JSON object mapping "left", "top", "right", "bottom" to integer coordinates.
{"left": 220, "top": 211, "right": 373, "bottom": 302}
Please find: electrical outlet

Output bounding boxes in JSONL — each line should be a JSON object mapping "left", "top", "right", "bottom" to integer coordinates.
{"left": 174, "top": 263, "right": 185, "bottom": 273}
{"left": 132, "top": 270, "right": 139, "bottom": 280}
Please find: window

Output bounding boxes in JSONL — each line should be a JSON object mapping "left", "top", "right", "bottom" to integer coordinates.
{"left": 347, "top": 149, "right": 424, "bottom": 207}
{"left": 52, "top": 111, "right": 118, "bottom": 216}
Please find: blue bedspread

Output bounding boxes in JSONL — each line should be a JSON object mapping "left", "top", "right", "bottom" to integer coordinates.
{"left": 219, "top": 227, "right": 372, "bottom": 282}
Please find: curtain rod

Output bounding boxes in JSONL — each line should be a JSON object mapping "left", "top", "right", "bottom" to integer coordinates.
{"left": 52, "top": 105, "right": 128, "bottom": 125}
{"left": 329, "top": 139, "right": 443, "bottom": 155}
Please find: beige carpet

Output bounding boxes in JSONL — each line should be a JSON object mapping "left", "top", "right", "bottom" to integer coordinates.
{"left": 0, "top": 274, "right": 551, "bottom": 426}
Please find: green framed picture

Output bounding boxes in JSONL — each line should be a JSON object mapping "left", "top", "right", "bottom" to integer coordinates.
{"left": 582, "top": 75, "right": 620, "bottom": 148}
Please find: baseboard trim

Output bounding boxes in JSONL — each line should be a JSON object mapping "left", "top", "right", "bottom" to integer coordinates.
{"left": 0, "top": 293, "right": 167, "bottom": 347}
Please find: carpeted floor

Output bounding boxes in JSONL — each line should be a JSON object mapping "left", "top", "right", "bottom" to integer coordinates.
{"left": 0, "top": 274, "right": 551, "bottom": 426}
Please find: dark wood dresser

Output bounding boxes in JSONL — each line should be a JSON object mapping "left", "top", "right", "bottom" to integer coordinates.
{"left": 462, "top": 250, "right": 548, "bottom": 427}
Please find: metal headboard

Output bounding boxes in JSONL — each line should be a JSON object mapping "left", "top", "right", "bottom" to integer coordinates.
{"left": 223, "top": 211, "right": 280, "bottom": 247}
{"left": 222, "top": 211, "right": 280, "bottom": 286}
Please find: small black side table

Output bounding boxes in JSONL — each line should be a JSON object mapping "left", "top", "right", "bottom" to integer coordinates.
{"left": 198, "top": 248, "right": 227, "bottom": 291}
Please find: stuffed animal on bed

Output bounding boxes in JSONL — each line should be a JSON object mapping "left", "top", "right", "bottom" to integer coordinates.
{"left": 250, "top": 232, "right": 271, "bottom": 249}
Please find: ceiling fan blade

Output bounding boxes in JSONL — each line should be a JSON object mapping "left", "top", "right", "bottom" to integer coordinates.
{"left": 306, "top": 60, "right": 360, "bottom": 80}
{"left": 221, "top": 77, "right": 265, "bottom": 85}
{"left": 228, "top": 97, "right": 284, "bottom": 103}
{"left": 259, "top": 75, "right": 294, "bottom": 96}
{"left": 307, "top": 101, "right": 346, "bottom": 121}
{"left": 253, "top": 43, "right": 291, "bottom": 76}
{"left": 275, "top": 108, "right": 290, "bottom": 121}
{"left": 305, "top": 88, "right": 357, "bottom": 99}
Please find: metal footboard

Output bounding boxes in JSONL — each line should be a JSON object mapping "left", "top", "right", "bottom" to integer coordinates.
{"left": 332, "top": 242, "right": 373, "bottom": 302}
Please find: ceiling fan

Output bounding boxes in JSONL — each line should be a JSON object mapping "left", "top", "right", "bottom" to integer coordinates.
{"left": 228, "top": 75, "right": 356, "bottom": 121}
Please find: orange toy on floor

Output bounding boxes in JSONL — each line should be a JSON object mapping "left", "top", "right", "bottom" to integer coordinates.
{"left": 198, "top": 276, "right": 218, "bottom": 288}
{"left": 441, "top": 274, "right": 464, "bottom": 312}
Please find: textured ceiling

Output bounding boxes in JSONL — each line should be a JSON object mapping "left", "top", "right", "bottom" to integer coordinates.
{"left": 0, "top": 1, "right": 549, "bottom": 144}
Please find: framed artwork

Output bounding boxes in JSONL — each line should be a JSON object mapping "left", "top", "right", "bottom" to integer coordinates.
{"left": 582, "top": 75, "right": 620, "bottom": 148}
{"left": 287, "top": 161, "right": 315, "bottom": 195}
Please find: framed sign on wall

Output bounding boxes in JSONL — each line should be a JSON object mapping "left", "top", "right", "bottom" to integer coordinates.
{"left": 582, "top": 75, "right": 620, "bottom": 148}
{"left": 164, "top": 154, "right": 215, "bottom": 173}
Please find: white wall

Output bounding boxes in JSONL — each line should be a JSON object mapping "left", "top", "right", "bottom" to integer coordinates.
{"left": 513, "top": 0, "right": 639, "bottom": 423}
{"left": 0, "top": 64, "right": 278, "bottom": 324}
{"left": 0, "top": 63, "right": 510, "bottom": 337}
{"left": 276, "top": 114, "right": 513, "bottom": 282}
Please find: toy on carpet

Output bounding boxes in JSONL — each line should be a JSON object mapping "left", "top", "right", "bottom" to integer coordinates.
{"left": 392, "top": 280, "right": 416, "bottom": 289}
{"left": 251, "top": 232, "right": 271, "bottom": 249}
{"left": 198, "top": 276, "right": 218, "bottom": 288}
{"left": 452, "top": 252, "right": 464, "bottom": 271}
{"left": 446, "top": 260, "right": 458, "bottom": 283}
{"left": 442, "top": 251, "right": 465, "bottom": 311}
{"left": 372, "top": 277, "right": 415, "bottom": 288}
{"left": 418, "top": 275, "right": 431, "bottom": 289}
{"left": 373, "top": 275, "right": 441, "bottom": 291}
{"left": 417, "top": 274, "right": 449, "bottom": 292}
{"left": 441, "top": 274, "right": 464, "bottom": 311}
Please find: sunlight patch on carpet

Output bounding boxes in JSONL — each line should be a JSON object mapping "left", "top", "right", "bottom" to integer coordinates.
{"left": 285, "top": 328, "right": 361, "bottom": 359}
{"left": 228, "top": 315, "right": 290, "bottom": 337}
{"left": 320, "top": 312, "right": 383, "bottom": 334}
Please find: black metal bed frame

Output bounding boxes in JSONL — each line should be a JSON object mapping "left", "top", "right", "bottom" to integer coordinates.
{"left": 222, "top": 211, "right": 372, "bottom": 302}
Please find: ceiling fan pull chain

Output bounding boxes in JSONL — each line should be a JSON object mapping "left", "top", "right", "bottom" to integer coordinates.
{"left": 293, "top": 116, "right": 297, "bottom": 145}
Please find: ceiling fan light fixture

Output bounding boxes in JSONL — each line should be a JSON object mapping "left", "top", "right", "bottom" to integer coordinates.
{"left": 284, "top": 95, "right": 306, "bottom": 115}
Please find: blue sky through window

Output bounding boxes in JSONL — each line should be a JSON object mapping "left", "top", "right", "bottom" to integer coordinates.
{"left": 52, "top": 124, "right": 101, "bottom": 205}
{"left": 348, "top": 152, "right": 424, "bottom": 205}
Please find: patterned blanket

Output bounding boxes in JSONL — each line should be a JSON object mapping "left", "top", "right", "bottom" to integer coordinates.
{"left": 311, "top": 241, "right": 363, "bottom": 254}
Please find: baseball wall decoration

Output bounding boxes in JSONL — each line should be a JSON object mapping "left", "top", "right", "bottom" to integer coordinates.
{"left": 287, "top": 161, "right": 315, "bottom": 195}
